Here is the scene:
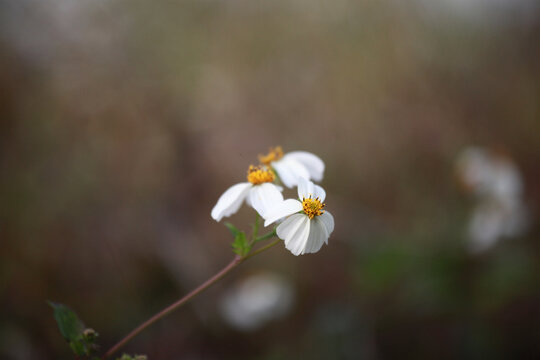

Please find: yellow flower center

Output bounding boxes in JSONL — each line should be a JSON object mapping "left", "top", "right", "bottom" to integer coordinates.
{"left": 247, "top": 165, "right": 275, "bottom": 185}
{"left": 302, "top": 196, "right": 325, "bottom": 219}
{"left": 258, "top": 146, "right": 284, "bottom": 166}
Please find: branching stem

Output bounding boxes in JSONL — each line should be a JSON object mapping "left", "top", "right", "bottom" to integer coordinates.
{"left": 102, "top": 232, "right": 280, "bottom": 359}
{"left": 251, "top": 213, "right": 260, "bottom": 244}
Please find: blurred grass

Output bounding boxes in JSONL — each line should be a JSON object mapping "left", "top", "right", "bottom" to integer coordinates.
{"left": 1, "top": 0, "right": 539, "bottom": 359}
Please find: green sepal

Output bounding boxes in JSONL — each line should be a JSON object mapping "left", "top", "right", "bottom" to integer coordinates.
{"left": 231, "top": 231, "right": 251, "bottom": 257}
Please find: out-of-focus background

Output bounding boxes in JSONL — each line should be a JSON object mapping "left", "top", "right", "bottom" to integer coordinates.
{"left": 1, "top": 0, "right": 540, "bottom": 359}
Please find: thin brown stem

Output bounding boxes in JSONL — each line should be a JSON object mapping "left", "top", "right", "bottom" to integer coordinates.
{"left": 102, "top": 255, "right": 242, "bottom": 359}
{"left": 243, "top": 238, "right": 280, "bottom": 261}
{"left": 102, "top": 236, "right": 279, "bottom": 359}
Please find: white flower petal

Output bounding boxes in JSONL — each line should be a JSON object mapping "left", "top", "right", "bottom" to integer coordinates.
{"left": 248, "top": 183, "right": 284, "bottom": 218}
{"left": 286, "top": 151, "right": 325, "bottom": 182}
{"left": 313, "top": 185, "right": 326, "bottom": 202}
{"left": 297, "top": 177, "right": 312, "bottom": 199}
{"left": 318, "top": 211, "right": 335, "bottom": 240}
{"left": 277, "top": 214, "right": 311, "bottom": 256}
{"left": 263, "top": 199, "right": 303, "bottom": 227}
{"left": 297, "top": 177, "right": 326, "bottom": 202}
{"left": 303, "top": 216, "right": 329, "bottom": 254}
{"left": 211, "top": 182, "right": 252, "bottom": 222}
{"left": 272, "top": 157, "right": 310, "bottom": 188}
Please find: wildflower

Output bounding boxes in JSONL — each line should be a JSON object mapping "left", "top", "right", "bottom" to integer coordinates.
{"left": 457, "top": 147, "right": 528, "bottom": 253}
{"left": 264, "top": 178, "right": 334, "bottom": 255}
{"left": 211, "top": 165, "right": 283, "bottom": 221}
{"left": 468, "top": 201, "right": 527, "bottom": 253}
{"left": 259, "top": 146, "right": 325, "bottom": 188}
{"left": 220, "top": 272, "right": 294, "bottom": 331}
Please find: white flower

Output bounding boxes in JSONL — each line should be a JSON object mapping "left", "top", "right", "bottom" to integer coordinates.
{"left": 468, "top": 200, "right": 528, "bottom": 253}
{"left": 220, "top": 272, "right": 295, "bottom": 331}
{"left": 457, "top": 147, "right": 529, "bottom": 253}
{"left": 457, "top": 147, "right": 523, "bottom": 203}
{"left": 264, "top": 178, "right": 334, "bottom": 256}
{"left": 259, "top": 146, "right": 325, "bottom": 188}
{"left": 211, "top": 165, "right": 283, "bottom": 221}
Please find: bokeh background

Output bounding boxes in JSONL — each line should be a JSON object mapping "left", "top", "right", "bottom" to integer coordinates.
{"left": 1, "top": 0, "right": 540, "bottom": 359}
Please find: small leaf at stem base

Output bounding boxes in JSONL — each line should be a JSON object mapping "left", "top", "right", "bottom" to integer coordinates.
{"left": 48, "top": 302, "right": 85, "bottom": 342}
{"left": 231, "top": 231, "right": 251, "bottom": 257}
{"left": 49, "top": 301, "right": 100, "bottom": 357}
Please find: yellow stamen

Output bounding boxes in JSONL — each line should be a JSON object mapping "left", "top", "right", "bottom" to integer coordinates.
{"left": 302, "top": 196, "right": 325, "bottom": 219}
{"left": 247, "top": 165, "right": 275, "bottom": 185}
{"left": 258, "top": 146, "right": 284, "bottom": 166}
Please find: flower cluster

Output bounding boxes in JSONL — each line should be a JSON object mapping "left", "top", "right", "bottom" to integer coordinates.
{"left": 211, "top": 147, "right": 334, "bottom": 255}
{"left": 456, "top": 147, "right": 528, "bottom": 253}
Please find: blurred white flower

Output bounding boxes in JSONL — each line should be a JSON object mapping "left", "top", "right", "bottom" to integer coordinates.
{"left": 259, "top": 146, "right": 325, "bottom": 188}
{"left": 457, "top": 147, "right": 528, "bottom": 253}
{"left": 264, "top": 178, "right": 334, "bottom": 256}
{"left": 457, "top": 147, "right": 523, "bottom": 203}
{"left": 211, "top": 165, "right": 283, "bottom": 221}
{"left": 468, "top": 200, "right": 528, "bottom": 253}
{"left": 220, "top": 273, "right": 295, "bottom": 331}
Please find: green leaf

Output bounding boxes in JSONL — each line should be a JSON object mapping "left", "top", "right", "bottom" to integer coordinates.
{"left": 48, "top": 302, "right": 96, "bottom": 356}
{"left": 69, "top": 339, "right": 87, "bottom": 356}
{"left": 224, "top": 222, "right": 241, "bottom": 237}
{"left": 48, "top": 302, "right": 85, "bottom": 342}
{"left": 231, "top": 231, "right": 251, "bottom": 257}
